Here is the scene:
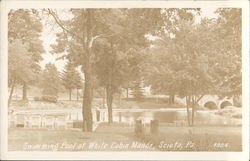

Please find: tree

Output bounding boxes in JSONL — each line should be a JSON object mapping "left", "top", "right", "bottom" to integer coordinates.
{"left": 144, "top": 8, "right": 241, "bottom": 126}
{"left": 145, "top": 19, "right": 216, "bottom": 126}
{"left": 93, "top": 8, "right": 169, "bottom": 123}
{"left": 124, "top": 47, "right": 147, "bottom": 99}
{"left": 8, "top": 9, "right": 44, "bottom": 101}
{"left": 41, "top": 63, "right": 62, "bottom": 96}
{"left": 61, "top": 61, "right": 82, "bottom": 100}
{"left": 49, "top": 8, "right": 166, "bottom": 128}
{"left": 94, "top": 38, "right": 129, "bottom": 123}
{"left": 8, "top": 40, "right": 35, "bottom": 105}
{"left": 212, "top": 8, "right": 241, "bottom": 101}
{"left": 48, "top": 9, "right": 110, "bottom": 131}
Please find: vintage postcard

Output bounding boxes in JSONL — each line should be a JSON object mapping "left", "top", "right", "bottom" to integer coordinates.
{"left": 0, "top": 0, "right": 249, "bottom": 160}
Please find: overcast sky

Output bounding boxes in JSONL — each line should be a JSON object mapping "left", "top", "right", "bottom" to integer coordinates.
{"left": 39, "top": 7, "right": 218, "bottom": 72}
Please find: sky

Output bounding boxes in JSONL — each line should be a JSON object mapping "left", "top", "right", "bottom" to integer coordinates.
{"left": 39, "top": 7, "right": 219, "bottom": 72}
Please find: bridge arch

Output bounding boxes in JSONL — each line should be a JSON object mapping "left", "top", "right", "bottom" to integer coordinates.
{"left": 204, "top": 101, "right": 217, "bottom": 109}
{"left": 220, "top": 100, "right": 233, "bottom": 109}
{"left": 198, "top": 95, "right": 234, "bottom": 110}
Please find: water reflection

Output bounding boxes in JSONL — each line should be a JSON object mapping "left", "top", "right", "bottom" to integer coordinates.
{"left": 10, "top": 108, "right": 241, "bottom": 128}
{"left": 111, "top": 110, "right": 241, "bottom": 126}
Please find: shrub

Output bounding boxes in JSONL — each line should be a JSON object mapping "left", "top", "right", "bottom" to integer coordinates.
{"left": 41, "top": 95, "right": 58, "bottom": 103}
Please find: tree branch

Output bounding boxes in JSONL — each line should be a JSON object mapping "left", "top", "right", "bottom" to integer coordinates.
{"left": 47, "top": 9, "right": 84, "bottom": 42}
{"left": 88, "top": 33, "right": 116, "bottom": 48}
{"left": 196, "top": 94, "right": 204, "bottom": 102}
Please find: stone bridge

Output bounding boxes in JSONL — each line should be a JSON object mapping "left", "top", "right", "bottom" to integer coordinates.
{"left": 198, "top": 95, "right": 234, "bottom": 109}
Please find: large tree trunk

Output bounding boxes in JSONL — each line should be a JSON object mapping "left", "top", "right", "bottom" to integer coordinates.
{"left": 118, "top": 92, "right": 121, "bottom": 106}
{"left": 69, "top": 89, "right": 72, "bottom": 101}
{"left": 22, "top": 82, "right": 27, "bottom": 101}
{"left": 8, "top": 77, "right": 16, "bottom": 106}
{"left": 82, "top": 65, "right": 93, "bottom": 132}
{"left": 106, "top": 38, "right": 115, "bottom": 124}
{"left": 82, "top": 9, "right": 93, "bottom": 132}
{"left": 170, "top": 94, "right": 175, "bottom": 104}
{"left": 191, "top": 83, "right": 195, "bottom": 126}
{"left": 102, "top": 87, "right": 105, "bottom": 108}
{"left": 191, "top": 99, "right": 195, "bottom": 126}
{"left": 106, "top": 86, "right": 113, "bottom": 124}
{"left": 76, "top": 88, "right": 79, "bottom": 101}
{"left": 186, "top": 96, "right": 191, "bottom": 126}
{"left": 191, "top": 95, "right": 203, "bottom": 126}
{"left": 48, "top": 9, "right": 94, "bottom": 132}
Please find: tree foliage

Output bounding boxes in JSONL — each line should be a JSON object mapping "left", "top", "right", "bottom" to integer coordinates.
{"left": 8, "top": 9, "right": 45, "bottom": 101}
{"left": 143, "top": 8, "right": 241, "bottom": 126}
{"left": 61, "top": 61, "right": 83, "bottom": 100}
{"left": 41, "top": 63, "right": 62, "bottom": 96}
{"left": 212, "top": 8, "right": 241, "bottom": 98}
{"left": 49, "top": 8, "right": 165, "bottom": 126}
{"left": 48, "top": 8, "right": 241, "bottom": 128}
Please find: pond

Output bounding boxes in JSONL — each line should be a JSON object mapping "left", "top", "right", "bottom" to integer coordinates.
{"left": 108, "top": 109, "right": 241, "bottom": 126}
{"left": 9, "top": 108, "right": 241, "bottom": 128}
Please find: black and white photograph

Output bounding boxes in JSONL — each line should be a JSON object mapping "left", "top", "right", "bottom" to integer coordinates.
{"left": 0, "top": 0, "right": 249, "bottom": 160}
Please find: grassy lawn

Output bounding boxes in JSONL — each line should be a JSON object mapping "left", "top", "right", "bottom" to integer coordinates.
{"left": 8, "top": 123, "right": 241, "bottom": 151}
{"left": 141, "top": 125, "right": 242, "bottom": 151}
{"left": 9, "top": 123, "right": 150, "bottom": 151}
